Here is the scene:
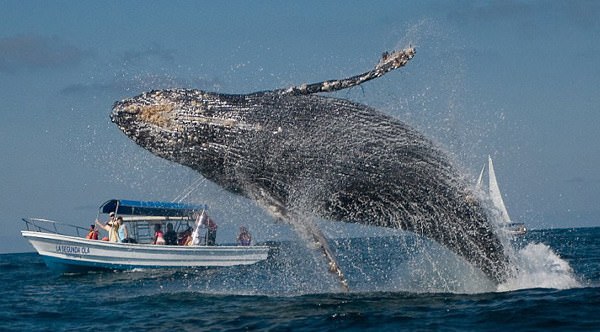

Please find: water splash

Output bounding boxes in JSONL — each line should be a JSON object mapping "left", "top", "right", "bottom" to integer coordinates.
{"left": 498, "top": 242, "right": 581, "bottom": 291}
{"left": 473, "top": 179, "right": 581, "bottom": 292}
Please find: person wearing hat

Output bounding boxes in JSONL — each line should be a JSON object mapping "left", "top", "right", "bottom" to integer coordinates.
{"left": 95, "top": 212, "right": 120, "bottom": 242}
{"left": 107, "top": 212, "right": 116, "bottom": 224}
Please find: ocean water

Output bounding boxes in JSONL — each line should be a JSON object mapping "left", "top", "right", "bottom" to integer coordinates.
{"left": 2, "top": 227, "right": 599, "bottom": 331}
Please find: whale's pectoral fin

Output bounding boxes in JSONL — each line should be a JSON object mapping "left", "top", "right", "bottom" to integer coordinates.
{"left": 285, "top": 212, "right": 349, "bottom": 292}
{"left": 248, "top": 187, "right": 349, "bottom": 291}
{"left": 278, "top": 47, "right": 416, "bottom": 96}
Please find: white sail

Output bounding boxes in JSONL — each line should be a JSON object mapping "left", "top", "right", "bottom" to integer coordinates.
{"left": 487, "top": 155, "right": 511, "bottom": 224}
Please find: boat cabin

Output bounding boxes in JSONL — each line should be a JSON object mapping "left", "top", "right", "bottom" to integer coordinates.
{"left": 99, "top": 199, "right": 208, "bottom": 245}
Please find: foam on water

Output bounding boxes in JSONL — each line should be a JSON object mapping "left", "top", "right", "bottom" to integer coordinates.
{"left": 355, "top": 235, "right": 583, "bottom": 294}
{"left": 498, "top": 242, "right": 581, "bottom": 292}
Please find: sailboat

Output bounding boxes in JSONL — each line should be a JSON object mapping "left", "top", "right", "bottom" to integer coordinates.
{"left": 477, "top": 156, "right": 527, "bottom": 235}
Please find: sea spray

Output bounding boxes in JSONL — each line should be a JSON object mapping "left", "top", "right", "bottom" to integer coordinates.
{"left": 498, "top": 243, "right": 580, "bottom": 291}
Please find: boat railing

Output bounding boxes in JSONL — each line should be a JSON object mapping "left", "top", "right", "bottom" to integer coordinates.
{"left": 22, "top": 217, "right": 89, "bottom": 237}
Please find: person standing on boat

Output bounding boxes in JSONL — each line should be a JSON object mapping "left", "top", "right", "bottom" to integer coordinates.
{"left": 153, "top": 224, "right": 166, "bottom": 245}
{"left": 236, "top": 226, "right": 252, "bottom": 246}
{"left": 115, "top": 216, "right": 132, "bottom": 243}
{"left": 164, "top": 223, "right": 178, "bottom": 245}
{"left": 95, "top": 212, "right": 120, "bottom": 242}
{"left": 205, "top": 217, "right": 218, "bottom": 246}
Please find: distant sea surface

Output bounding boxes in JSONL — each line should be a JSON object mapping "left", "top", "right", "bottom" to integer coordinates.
{"left": 2, "top": 228, "right": 599, "bottom": 331}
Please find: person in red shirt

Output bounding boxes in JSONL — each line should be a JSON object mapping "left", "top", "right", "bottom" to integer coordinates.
{"left": 85, "top": 224, "right": 99, "bottom": 240}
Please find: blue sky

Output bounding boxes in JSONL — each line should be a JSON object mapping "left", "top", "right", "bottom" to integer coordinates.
{"left": 1, "top": 1, "right": 599, "bottom": 253}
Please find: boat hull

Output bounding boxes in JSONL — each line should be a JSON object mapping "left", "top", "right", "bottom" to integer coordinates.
{"left": 22, "top": 230, "right": 270, "bottom": 271}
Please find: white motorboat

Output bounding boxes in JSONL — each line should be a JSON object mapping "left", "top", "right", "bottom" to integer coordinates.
{"left": 22, "top": 199, "right": 270, "bottom": 272}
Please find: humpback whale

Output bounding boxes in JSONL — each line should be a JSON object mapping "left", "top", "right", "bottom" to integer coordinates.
{"left": 111, "top": 48, "right": 510, "bottom": 286}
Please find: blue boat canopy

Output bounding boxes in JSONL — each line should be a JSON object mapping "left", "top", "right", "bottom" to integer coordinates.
{"left": 99, "top": 199, "right": 207, "bottom": 217}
